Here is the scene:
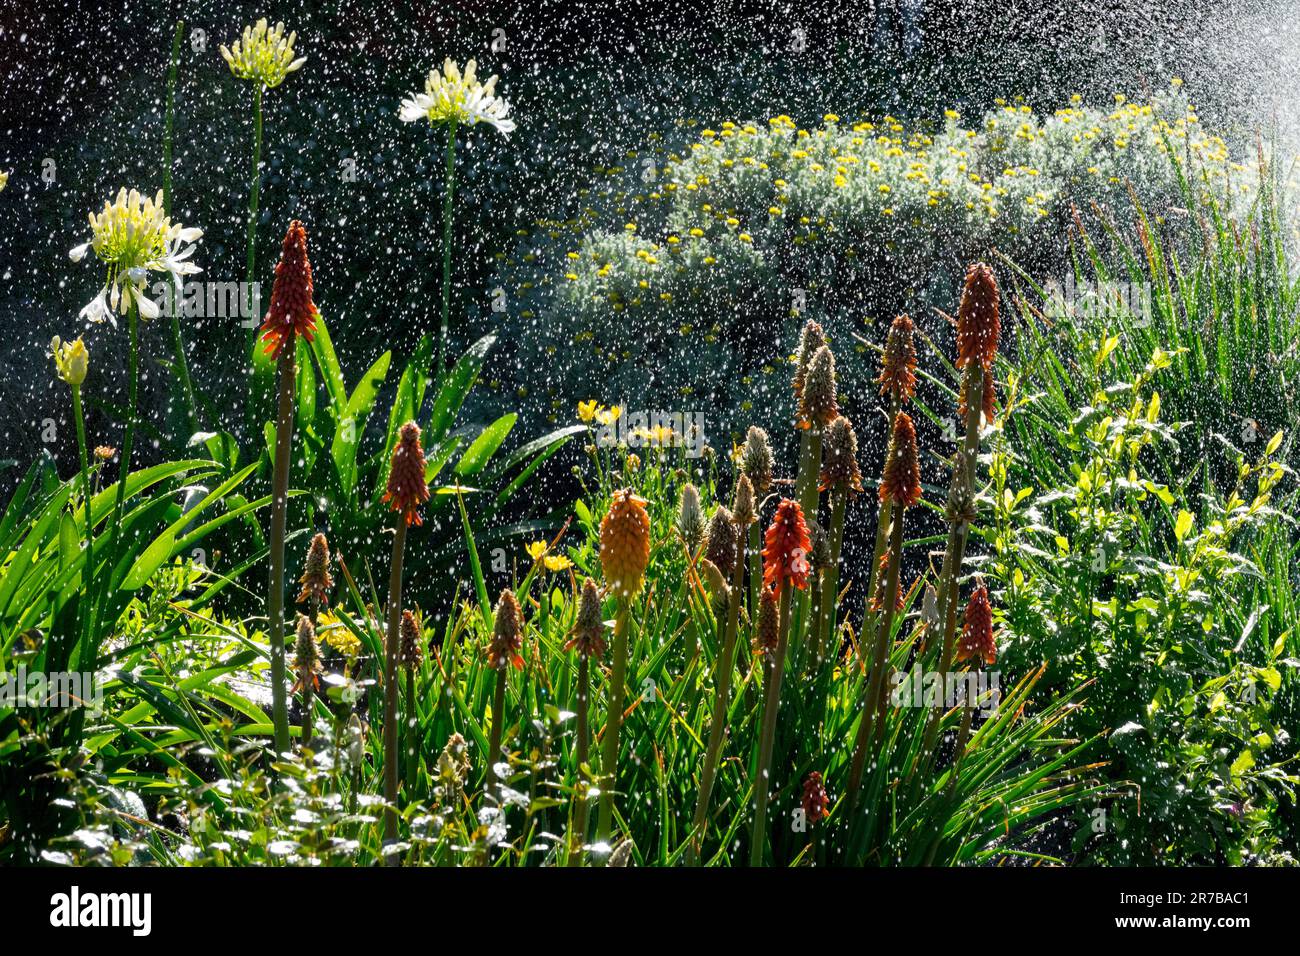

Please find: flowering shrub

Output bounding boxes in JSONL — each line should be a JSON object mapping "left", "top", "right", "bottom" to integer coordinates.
{"left": 492, "top": 85, "right": 1250, "bottom": 432}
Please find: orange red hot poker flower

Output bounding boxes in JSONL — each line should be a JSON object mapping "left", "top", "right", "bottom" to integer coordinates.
{"left": 762, "top": 498, "right": 812, "bottom": 591}
{"left": 878, "top": 314, "right": 917, "bottom": 402}
{"left": 955, "top": 262, "right": 1000, "bottom": 371}
{"left": 383, "top": 422, "right": 430, "bottom": 526}
{"left": 600, "top": 489, "right": 651, "bottom": 598}
{"left": 259, "top": 220, "right": 319, "bottom": 360}
{"left": 956, "top": 584, "right": 997, "bottom": 666}
{"left": 879, "top": 412, "right": 922, "bottom": 508}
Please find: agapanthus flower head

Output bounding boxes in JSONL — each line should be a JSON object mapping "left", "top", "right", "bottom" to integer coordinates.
{"left": 399, "top": 609, "right": 423, "bottom": 669}
{"left": 880, "top": 412, "right": 922, "bottom": 508}
{"left": 704, "top": 505, "right": 738, "bottom": 578}
{"left": 792, "top": 319, "right": 826, "bottom": 399}
{"left": 801, "top": 771, "right": 830, "bottom": 825}
{"left": 50, "top": 336, "right": 89, "bottom": 386}
{"left": 69, "top": 187, "right": 203, "bottom": 324}
{"left": 221, "top": 19, "right": 306, "bottom": 89}
{"left": 878, "top": 314, "right": 917, "bottom": 401}
{"left": 955, "top": 262, "right": 1001, "bottom": 370}
{"left": 259, "top": 220, "right": 319, "bottom": 360}
{"left": 291, "top": 614, "right": 321, "bottom": 693}
{"left": 762, "top": 498, "right": 812, "bottom": 591}
{"left": 676, "top": 483, "right": 706, "bottom": 555}
{"left": 732, "top": 473, "right": 758, "bottom": 528}
{"left": 600, "top": 489, "right": 651, "bottom": 598}
{"left": 797, "top": 345, "right": 838, "bottom": 430}
{"left": 754, "top": 585, "right": 779, "bottom": 657}
{"left": 399, "top": 58, "right": 516, "bottom": 137}
{"left": 956, "top": 584, "right": 997, "bottom": 666}
{"left": 296, "top": 532, "right": 333, "bottom": 606}
{"left": 564, "top": 578, "right": 608, "bottom": 658}
{"left": 383, "top": 422, "right": 430, "bottom": 527}
{"left": 741, "top": 426, "right": 774, "bottom": 495}
{"left": 487, "top": 588, "right": 525, "bottom": 670}
{"left": 819, "top": 415, "right": 863, "bottom": 495}
{"left": 958, "top": 366, "right": 998, "bottom": 424}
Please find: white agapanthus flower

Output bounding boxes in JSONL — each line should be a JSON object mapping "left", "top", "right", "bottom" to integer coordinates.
{"left": 68, "top": 188, "right": 203, "bottom": 325}
{"left": 399, "top": 58, "right": 516, "bottom": 137}
{"left": 220, "top": 19, "right": 306, "bottom": 89}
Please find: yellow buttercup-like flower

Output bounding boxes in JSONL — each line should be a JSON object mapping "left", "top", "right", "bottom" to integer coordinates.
{"left": 68, "top": 188, "right": 203, "bottom": 325}
{"left": 577, "top": 399, "right": 600, "bottom": 422}
{"left": 543, "top": 554, "right": 573, "bottom": 573}
{"left": 220, "top": 19, "right": 306, "bottom": 89}
{"left": 51, "top": 336, "right": 89, "bottom": 386}
{"left": 596, "top": 405, "right": 622, "bottom": 427}
{"left": 525, "top": 540, "right": 549, "bottom": 562}
{"left": 399, "top": 59, "right": 515, "bottom": 137}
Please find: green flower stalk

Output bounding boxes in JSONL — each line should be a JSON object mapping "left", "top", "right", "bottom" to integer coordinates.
{"left": 399, "top": 59, "right": 515, "bottom": 377}
{"left": 595, "top": 490, "right": 650, "bottom": 856}
{"left": 399, "top": 609, "right": 424, "bottom": 791}
{"left": 222, "top": 19, "right": 306, "bottom": 332}
{"left": 51, "top": 337, "right": 93, "bottom": 670}
{"left": 687, "top": 478, "right": 751, "bottom": 865}
{"left": 563, "top": 577, "right": 607, "bottom": 864}
{"left": 379, "top": 422, "right": 429, "bottom": 861}
{"left": 258, "top": 221, "right": 319, "bottom": 756}
{"left": 740, "top": 426, "right": 773, "bottom": 618}
{"left": 486, "top": 588, "right": 524, "bottom": 801}
{"left": 751, "top": 499, "right": 811, "bottom": 865}
{"left": 848, "top": 411, "right": 921, "bottom": 804}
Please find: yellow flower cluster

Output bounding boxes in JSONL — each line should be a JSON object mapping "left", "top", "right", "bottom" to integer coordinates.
{"left": 220, "top": 19, "right": 306, "bottom": 89}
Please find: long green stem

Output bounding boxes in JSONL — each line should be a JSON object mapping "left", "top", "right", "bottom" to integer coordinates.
{"left": 245, "top": 83, "right": 263, "bottom": 323}
{"left": 596, "top": 598, "right": 631, "bottom": 856}
{"left": 92, "top": 305, "right": 140, "bottom": 665}
{"left": 847, "top": 507, "right": 905, "bottom": 803}
{"left": 70, "top": 385, "right": 94, "bottom": 672}
{"left": 750, "top": 581, "right": 791, "bottom": 867}
{"left": 381, "top": 519, "right": 409, "bottom": 863}
{"left": 815, "top": 488, "right": 848, "bottom": 670}
{"left": 688, "top": 538, "right": 747, "bottom": 865}
{"left": 568, "top": 652, "right": 591, "bottom": 866}
{"left": 488, "top": 666, "right": 507, "bottom": 797}
{"left": 404, "top": 665, "right": 418, "bottom": 791}
{"left": 162, "top": 18, "right": 198, "bottom": 436}
{"left": 266, "top": 347, "right": 295, "bottom": 755}
{"left": 437, "top": 119, "right": 458, "bottom": 379}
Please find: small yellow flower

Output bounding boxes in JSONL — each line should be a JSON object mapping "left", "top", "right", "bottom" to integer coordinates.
{"left": 220, "top": 19, "right": 306, "bottom": 90}
{"left": 543, "top": 554, "right": 573, "bottom": 572}
{"left": 596, "top": 405, "right": 622, "bottom": 426}
{"left": 525, "top": 540, "right": 549, "bottom": 562}
{"left": 51, "top": 336, "right": 89, "bottom": 386}
{"left": 577, "top": 399, "right": 600, "bottom": 422}
{"left": 319, "top": 611, "right": 361, "bottom": 658}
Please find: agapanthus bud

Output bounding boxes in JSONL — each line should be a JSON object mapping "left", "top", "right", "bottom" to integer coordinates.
{"left": 957, "top": 366, "right": 997, "bottom": 423}
{"left": 797, "top": 345, "right": 838, "bottom": 430}
{"left": 383, "top": 422, "right": 430, "bottom": 527}
{"left": 955, "top": 262, "right": 1000, "bottom": 371}
{"left": 676, "top": 483, "right": 706, "bottom": 555}
{"left": 956, "top": 585, "right": 997, "bottom": 666}
{"left": 296, "top": 532, "right": 334, "bottom": 606}
{"left": 291, "top": 614, "right": 321, "bottom": 692}
{"left": 704, "top": 506, "right": 738, "bottom": 578}
{"left": 600, "top": 489, "right": 651, "bottom": 598}
{"left": 792, "top": 319, "right": 826, "bottom": 399}
{"left": 878, "top": 314, "right": 917, "bottom": 401}
{"left": 259, "top": 220, "right": 319, "bottom": 360}
{"left": 819, "top": 415, "right": 864, "bottom": 495}
{"left": 762, "top": 498, "right": 812, "bottom": 591}
{"left": 487, "top": 588, "right": 524, "bottom": 670}
{"left": 801, "top": 771, "right": 830, "bottom": 825}
{"left": 741, "top": 427, "right": 773, "bottom": 495}
{"left": 564, "top": 578, "right": 608, "bottom": 658}
{"left": 732, "top": 473, "right": 758, "bottom": 528}
{"left": 50, "top": 336, "right": 89, "bottom": 386}
{"left": 879, "top": 412, "right": 922, "bottom": 508}
{"left": 399, "top": 609, "right": 423, "bottom": 669}
{"left": 754, "top": 586, "right": 779, "bottom": 657}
